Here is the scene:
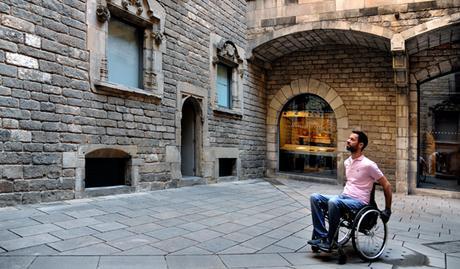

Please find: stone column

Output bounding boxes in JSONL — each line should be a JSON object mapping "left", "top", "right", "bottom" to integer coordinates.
{"left": 391, "top": 34, "right": 410, "bottom": 193}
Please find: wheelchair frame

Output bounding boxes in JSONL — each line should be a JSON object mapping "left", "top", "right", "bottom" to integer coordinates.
{"left": 311, "top": 184, "right": 388, "bottom": 264}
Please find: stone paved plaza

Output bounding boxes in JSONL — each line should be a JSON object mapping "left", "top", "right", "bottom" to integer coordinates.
{"left": 1, "top": 178, "right": 460, "bottom": 269}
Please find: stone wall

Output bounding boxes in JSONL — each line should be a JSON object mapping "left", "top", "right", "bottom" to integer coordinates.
{"left": 247, "top": 0, "right": 460, "bottom": 34}
{"left": 266, "top": 45, "right": 397, "bottom": 183}
{"left": 161, "top": 0, "right": 266, "bottom": 181}
{"left": 241, "top": 62, "right": 267, "bottom": 179}
{"left": 0, "top": 0, "right": 268, "bottom": 206}
{"left": 0, "top": 0, "right": 89, "bottom": 205}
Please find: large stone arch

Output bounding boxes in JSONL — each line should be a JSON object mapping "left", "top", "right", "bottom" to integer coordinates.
{"left": 266, "top": 78, "right": 349, "bottom": 183}
{"left": 391, "top": 12, "right": 460, "bottom": 53}
{"left": 249, "top": 21, "right": 394, "bottom": 55}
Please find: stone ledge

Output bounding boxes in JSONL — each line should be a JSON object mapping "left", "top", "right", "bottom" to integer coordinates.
{"left": 177, "top": 176, "right": 207, "bottom": 187}
{"left": 217, "top": 176, "right": 238, "bottom": 183}
{"left": 94, "top": 80, "right": 162, "bottom": 100}
{"left": 213, "top": 107, "right": 243, "bottom": 118}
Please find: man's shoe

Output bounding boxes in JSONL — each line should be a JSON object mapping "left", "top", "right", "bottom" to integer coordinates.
{"left": 317, "top": 241, "right": 333, "bottom": 252}
{"left": 307, "top": 238, "right": 325, "bottom": 246}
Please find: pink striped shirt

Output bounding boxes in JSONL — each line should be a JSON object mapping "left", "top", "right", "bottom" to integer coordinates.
{"left": 342, "top": 155, "right": 384, "bottom": 204}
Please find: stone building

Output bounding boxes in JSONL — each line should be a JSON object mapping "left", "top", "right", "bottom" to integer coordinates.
{"left": 0, "top": 0, "right": 459, "bottom": 206}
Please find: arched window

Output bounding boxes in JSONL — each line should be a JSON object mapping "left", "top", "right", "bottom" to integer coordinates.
{"left": 85, "top": 149, "right": 131, "bottom": 188}
{"left": 279, "top": 94, "right": 337, "bottom": 178}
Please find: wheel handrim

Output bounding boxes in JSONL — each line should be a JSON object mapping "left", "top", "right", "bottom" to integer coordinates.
{"left": 354, "top": 209, "right": 387, "bottom": 260}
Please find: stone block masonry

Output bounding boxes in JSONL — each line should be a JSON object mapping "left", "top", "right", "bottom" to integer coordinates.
{"left": 0, "top": 0, "right": 91, "bottom": 206}
{"left": 0, "top": 0, "right": 267, "bottom": 206}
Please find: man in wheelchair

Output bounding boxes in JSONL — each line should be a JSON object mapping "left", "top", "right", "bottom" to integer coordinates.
{"left": 308, "top": 131, "right": 393, "bottom": 253}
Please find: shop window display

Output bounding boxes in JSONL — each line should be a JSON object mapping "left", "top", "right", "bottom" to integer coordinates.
{"left": 419, "top": 72, "right": 460, "bottom": 191}
{"left": 279, "top": 94, "right": 337, "bottom": 178}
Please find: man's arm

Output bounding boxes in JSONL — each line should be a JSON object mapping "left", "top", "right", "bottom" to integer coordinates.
{"left": 377, "top": 176, "right": 392, "bottom": 210}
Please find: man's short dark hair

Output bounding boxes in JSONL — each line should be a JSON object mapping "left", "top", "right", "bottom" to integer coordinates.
{"left": 352, "top": 131, "right": 368, "bottom": 150}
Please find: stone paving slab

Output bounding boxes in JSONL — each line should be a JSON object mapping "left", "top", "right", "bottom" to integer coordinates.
{"left": 196, "top": 237, "right": 239, "bottom": 253}
{"left": 29, "top": 213, "right": 75, "bottom": 224}
{"left": 93, "top": 229, "right": 136, "bottom": 242}
{"left": 118, "top": 245, "right": 166, "bottom": 255}
{"left": 47, "top": 235, "right": 103, "bottom": 252}
{"left": 1, "top": 179, "right": 460, "bottom": 268}
{"left": 59, "top": 243, "right": 120, "bottom": 256}
{"left": 0, "top": 233, "right": 60, "bottom": 251}
{"left": 98, "top": 256, "right": 167, "bottom": 269}
{"left": 50, "top": 226, "right": 99, "bottom": 240}
{"left": 166, "top": 255, "right": 226, "bottom": 269}
{"left": 106, "top": 234, "right": 158, "bottom": 251}
{"left": 220, "top": 253, "right": 292, "bottom": 268}
{"left": 28, "top": 256, "right": 99, "bottom": 269}
{"left": 0, "top": 256, "right": 35, "bottom": 269}
{"left": 0, "top": 218, "right": 41, "bottom": 230}
{"left": 10, "top": 223, "right": 63, "bottom": 237}
{"left": 0, "top": 244, "right": 59, "bottom": 256}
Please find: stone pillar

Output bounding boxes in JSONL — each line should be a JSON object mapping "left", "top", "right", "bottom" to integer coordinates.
{"left": 395, "top": 90, "right": 410, "bottom": 193}
{"left": 391, "top": 34, "right": 410, "bottom": 193}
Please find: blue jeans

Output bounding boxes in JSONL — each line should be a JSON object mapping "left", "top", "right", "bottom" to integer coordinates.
{"left": 310, "top": 193, "right": 365, "bottom": 244}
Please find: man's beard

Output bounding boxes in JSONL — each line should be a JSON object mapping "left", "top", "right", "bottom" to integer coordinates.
{"left": 346, "top": 145, "right": 357, "bottom": 152}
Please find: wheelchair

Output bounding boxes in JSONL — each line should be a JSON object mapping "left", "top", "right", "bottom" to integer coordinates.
{"left": 310, "top": 184, "right": 388, "bottom": 264}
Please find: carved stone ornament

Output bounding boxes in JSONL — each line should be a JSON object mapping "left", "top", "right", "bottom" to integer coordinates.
{"left": 96, "top": 5, "right": 111, "bottom": 22}
{"left": 151, "top": 31, "right": 164, "bottom": 44}
{"left": 216, "top": 40, "right": 241, "bottom": 66}
{"left": 106, "top": 0, "right": 161, "bottom": 24}
{"left": 121, "top": 0, "right": 143, "bottom": 13}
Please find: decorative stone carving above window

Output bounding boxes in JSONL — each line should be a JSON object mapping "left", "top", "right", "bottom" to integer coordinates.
{"left": 213, "top": 40, "right": 243, "bottom": 69}
{"left": 88, "top": 0, "right": 165, "bottom": 99}
{"left": 210, "top": 34, "right": 246, "bottom": 117}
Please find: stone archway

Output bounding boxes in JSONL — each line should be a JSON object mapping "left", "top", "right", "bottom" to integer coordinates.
{"left": 397, "top": 13, "right": 460, "bottom": 54}
{"left": 249, "top": 21, "right": 394, "bottom": 61}
{"left": 266, "top": 78, "right": 349, "bottom": 183}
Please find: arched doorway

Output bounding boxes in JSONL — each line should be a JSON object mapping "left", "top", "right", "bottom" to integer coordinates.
{"left": 181, "top": 97, "right": 202, "bottom": 177}
{"left": 278, "top": 93, "right": 337, "bottom": 178}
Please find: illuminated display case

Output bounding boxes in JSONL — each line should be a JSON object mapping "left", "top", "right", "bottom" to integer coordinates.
{"left": 279, "top": 94, "right": 337, "bottom": 178}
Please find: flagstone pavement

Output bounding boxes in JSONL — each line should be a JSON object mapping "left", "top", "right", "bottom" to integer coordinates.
{"left": 1, "top": 178, "right": 460, "bottom": 268}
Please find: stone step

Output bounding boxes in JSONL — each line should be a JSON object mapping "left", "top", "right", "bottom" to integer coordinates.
{"left": 83, "top": 185, "right": 133, "bottom": 198}
{"left": 178, "top": 176, "right": 207, "bottom": 187}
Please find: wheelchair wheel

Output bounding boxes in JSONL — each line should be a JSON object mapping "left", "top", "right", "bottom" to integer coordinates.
{"left": 352, "top": 208, "right": 387, "bottom": 261}
{"left": 314, "top": 208, "right": 351, "bottom": 248}
{"left": 337, "top": 219, "right": 352, "bottom": 246}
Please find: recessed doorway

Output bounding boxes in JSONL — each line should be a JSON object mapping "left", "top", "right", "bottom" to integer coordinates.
{"left": 181, "top": 97, "right": 202, "bottom": 177}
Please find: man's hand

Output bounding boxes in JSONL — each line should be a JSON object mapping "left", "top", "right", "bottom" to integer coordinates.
{"left": 381, "top": 208, "right": 391, "bottom": 223}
